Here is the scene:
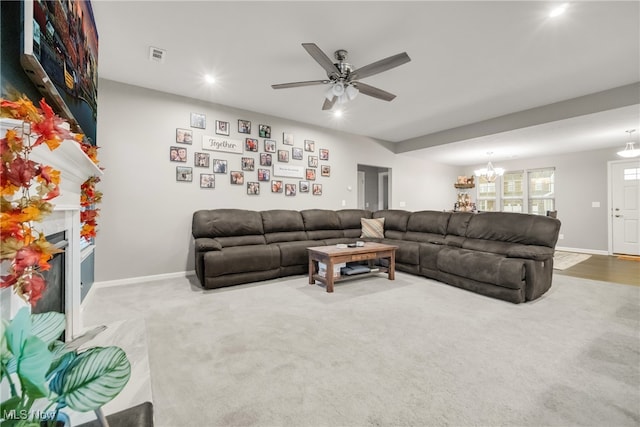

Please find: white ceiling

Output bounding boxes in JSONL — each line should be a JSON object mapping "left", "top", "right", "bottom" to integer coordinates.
{"left": 92, "top": 1, "right": 640, "bottom": 166}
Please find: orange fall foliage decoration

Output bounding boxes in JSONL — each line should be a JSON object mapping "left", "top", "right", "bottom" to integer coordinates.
{"left": 0, "top": 96, "right": 72, "bottom": 305}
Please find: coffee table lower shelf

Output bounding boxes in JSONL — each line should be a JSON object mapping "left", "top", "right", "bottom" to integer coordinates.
{"left": 307, "top": 242, "right": 398, "bottom": 293}
{"left": 311, "top": 267, "right": 390, "bottom": 287}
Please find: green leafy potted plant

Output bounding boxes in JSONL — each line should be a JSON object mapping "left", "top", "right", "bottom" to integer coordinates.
{"left": 1, "top": 308, "right": 131, "bottom": 426}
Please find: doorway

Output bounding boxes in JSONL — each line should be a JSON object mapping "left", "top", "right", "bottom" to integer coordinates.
{"left": 609, "top": 159, "right": 640, "bottom": 255}
{"left": 357, "top": 164, "right": 390, "bottom": 211}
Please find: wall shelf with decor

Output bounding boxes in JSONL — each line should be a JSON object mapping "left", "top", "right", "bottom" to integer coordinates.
{"left": 453, "top": 176, "right": 476, "bottom": 212}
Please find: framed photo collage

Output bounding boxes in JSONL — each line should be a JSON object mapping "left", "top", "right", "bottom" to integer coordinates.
{"left": 170, "top": 112, "right": 330, "bottom": 196}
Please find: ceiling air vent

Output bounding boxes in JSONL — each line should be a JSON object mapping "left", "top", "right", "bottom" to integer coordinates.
{"left": 149, "top": 46, "right": 166, "bottom": 63}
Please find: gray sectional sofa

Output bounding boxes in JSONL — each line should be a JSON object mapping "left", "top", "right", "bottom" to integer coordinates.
{"left": 192, "top": 209, "right": 561, "bottom": 303}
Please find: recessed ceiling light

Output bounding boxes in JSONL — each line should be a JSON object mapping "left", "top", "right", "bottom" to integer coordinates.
{"left": 549, "top": 3, "right": 569, "bottom": 18}
{"left": 333, "top": 110, "right": 343, "bottom": 117}
{"left": 204, "top": 74, "right": 215, "bottom": 84}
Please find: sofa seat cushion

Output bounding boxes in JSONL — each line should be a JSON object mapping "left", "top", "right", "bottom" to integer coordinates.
{"left": 437, "top": 247, "right": 525, "bottom": 290}
{"left": 204, "top": 245, "right": 280, "bottom": 276}
{"left": 274, "top": 240, "right": 319, "bottom": 266}
{"left": 381, "top": 239, "right": 420, "bottom": 265}
{"left": 215, "top": 235, "right": 266, "bottom": 248}
{"left": 403, "top": 231, "right": 446, "bottom": 245}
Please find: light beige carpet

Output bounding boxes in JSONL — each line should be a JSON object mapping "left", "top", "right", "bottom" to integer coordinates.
{"left": 554, "top": 250, "right": 592, "bottom": 270}
{"left": 82, "top": 272, "right": 640, "bottom": 427}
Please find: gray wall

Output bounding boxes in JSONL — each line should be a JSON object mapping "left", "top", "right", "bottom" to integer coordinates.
{"left": 95, "top": 79, "right": 458, "bottom": 282}
{"left": 465, "top": 147, "right": 620, "bottom": 252}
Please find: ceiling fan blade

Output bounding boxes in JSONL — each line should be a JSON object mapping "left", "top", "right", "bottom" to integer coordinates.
{"left": 302, "top": 43, "right": 340, "bottom": 77}
{"left": 322, "top": 96, "right": 336, "bottom": 110}
{"left": 272, "top": 80, "right": 330, "bottom": 89}
{"left": 352, "top": 52, "right": 411, "bottom": 80}
{"left": 354, "top": 82, "right": 396, "bottom": 101}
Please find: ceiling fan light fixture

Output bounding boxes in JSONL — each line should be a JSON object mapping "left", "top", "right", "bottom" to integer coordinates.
{"left": 345, "top": 84, "right": 359, "bottom": 101}
{"left": 617, "top": 130, "right": 640, "bottom": 158}
{"left": 332, "top": 82, "right": 345, "bottom": 97}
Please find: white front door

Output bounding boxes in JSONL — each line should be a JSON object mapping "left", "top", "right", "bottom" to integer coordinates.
{"left": 611, "top": 160, "right": 640, "bottom": 255}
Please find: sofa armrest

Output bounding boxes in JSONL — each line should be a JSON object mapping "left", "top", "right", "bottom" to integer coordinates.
{"left": 507, "top": 245, "right": 554, "bottom": 261}
{"left": 195, "top": 238, "right": 222, "bottom": 252}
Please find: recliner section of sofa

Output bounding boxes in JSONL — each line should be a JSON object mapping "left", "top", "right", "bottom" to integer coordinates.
{"left": 192, "top": 208, "right": 561, "bottom": 303}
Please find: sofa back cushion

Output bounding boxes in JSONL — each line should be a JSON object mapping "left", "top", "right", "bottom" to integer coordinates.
{"left": 261, "top": 210, "right": 308, "bottom": 243}
{"left": 407, "top": 210, "right": 450, "bottom": 233}
{"left": 404, "top": 211, "right": 450, "bottom": 244}
{"left": 373, "top": 210, "right": 410, "bottom": 240}
{"left": 192, "top": 209, "right": 266, "bottom": 247}
{"left": 466, "top": 212, "right": 561, "bottom": 248}
{"left": 301, "top": 209, "right": 343, "bottom": 240}
{"left": 337, "top": 209, "right": 372, "bottom": 238}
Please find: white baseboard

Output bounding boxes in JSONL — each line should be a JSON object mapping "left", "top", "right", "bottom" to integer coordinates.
{"left": 556, "top": 246, "right": 609, "bottom": 256}
{"left": 93, "top": 270, "right": 196, "bottom": 289}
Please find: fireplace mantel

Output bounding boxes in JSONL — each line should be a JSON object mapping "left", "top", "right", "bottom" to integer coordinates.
{"left": 0, "top": 118, "right": 103, "bottom": 339}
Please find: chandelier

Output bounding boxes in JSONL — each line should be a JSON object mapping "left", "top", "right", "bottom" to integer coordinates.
{"left": 617, "top": 129, "right": 640, "bottom": 158}
{"left": 474, "top": 152, "right": 504, "bottom": 183}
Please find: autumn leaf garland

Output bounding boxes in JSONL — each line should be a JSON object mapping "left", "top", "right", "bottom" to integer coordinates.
{"left": 80, "top": 175, "right": 102, "bottom": 241}
{"left": 0, "top": 96, "right": 76, "bottom": 306}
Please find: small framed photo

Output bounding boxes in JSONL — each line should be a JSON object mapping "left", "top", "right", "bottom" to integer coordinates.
{"left": 283, "top": 132, "right": 294, "bottom": 146}
{"left": 215, "top": 120, "right": 229, "bottom": 136}
{"left": 321, "top": 165, "right": 331, "bottom": 177}
{"left": 271, "top": 180, "right": 283, "bottom": 193}
{"left": 260, "top": 153, "right": 272, "bottom": 166}
{"left": 176, "top": 128, "right": 193, "bottom": 144}
{"left": 176, "top": 166, "right": 193, "bottom": 182}
{"left": 259, "top": 124, "right": 271, "bottom": 138}
{"left": 241, "top": 157, "right": 255, "bottom": 171}
{"left": 308, "top": 155, "right": 318, "bottom": 168}
{"left": 312, "top": 184, "right": 322, "bottom": 195}
{"left": 264, "top": 139, "right": 276, "bottom": 153}
{"left": 299, "top": 181, "right": 309, "bottom": 192}
{"left": 194, "top": 152, "right": 210, "bottom": 168}
{"left": 304, "top": 140, "right": 315, "bottom": 152}
{"left": 245, "top": 138, "right": 258, "bottom": 152}
{"left": 190, "top": 113, "right": 206, "bottom": 129}
{"left": 213, "top": 159, "right": 227, "bottom": 174}
{"left": 306, "top": 168, "right": 316, "bottom": 181}
{"left": 285, "top": 183, "right": 296, "bottom": 196}
{"left": 247, "top": 182, "right": 260, "bottom": 195}
{"left": 278, "top": 150, "right": 289, "bottom": 162}
{"left": 238, "top": 119, "right": 251, "bottom": 134}
{"left": 230, "top": 171, "right": 244, "bottom": 185}
{"left": 170, "top": 146, "right": 187, "bottom": 162}
{"left": 258, "top": 168, "right": 270, "bottom": 181}
{"left": 200, "top": 173, "right": 215, "bottom": 188}
{"left": 292, "top": 147, "right": 303, "bottom": 160}
{"left": 319, "top": 148, "right": 329, "bottom": 160}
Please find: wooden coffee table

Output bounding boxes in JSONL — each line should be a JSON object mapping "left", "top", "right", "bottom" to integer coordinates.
{"left": 307, "top": 242, "right": 398, "bottom": 293}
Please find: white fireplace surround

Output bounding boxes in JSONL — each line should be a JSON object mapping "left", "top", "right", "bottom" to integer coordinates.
{"left": 0, "top": 118, "right": 103, "bottom": 339}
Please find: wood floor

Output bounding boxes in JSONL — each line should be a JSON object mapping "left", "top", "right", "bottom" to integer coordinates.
{"left": 556, "top": 254, "right": 640, "bottom": 286}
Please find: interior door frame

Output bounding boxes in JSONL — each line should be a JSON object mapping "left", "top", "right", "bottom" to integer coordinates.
{"left": 607, "top": 159, "right": 640, "bottom": 255}
{"left": 378, "top": 171, "right": 389, "bottom": 210}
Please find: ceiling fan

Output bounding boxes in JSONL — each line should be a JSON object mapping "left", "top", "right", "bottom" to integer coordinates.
{"left": 271, "top": 43, "right": 411, "bottom": 110}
